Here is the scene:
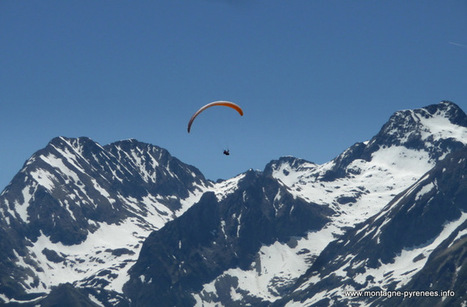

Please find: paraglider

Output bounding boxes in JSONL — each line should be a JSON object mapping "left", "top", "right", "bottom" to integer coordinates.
{"left": 187, "top": 101, "right": 244, "bottom": 133}
{"left": 187, "top": 101, "right": 243, "bottom": 156}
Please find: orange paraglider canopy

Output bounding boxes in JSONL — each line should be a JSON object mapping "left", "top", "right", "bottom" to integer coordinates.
{"left": 187, "top": 101, "right": 243, "bottom": 133}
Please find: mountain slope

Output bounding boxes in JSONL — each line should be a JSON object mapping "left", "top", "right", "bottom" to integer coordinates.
{"left": 277, "top": 146, "right": 467, "bottom": 307}
{"left": 0, "top": 137, "right": 211, "bottom": 304}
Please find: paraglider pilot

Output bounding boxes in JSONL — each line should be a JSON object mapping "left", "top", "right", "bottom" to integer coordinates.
{"left": 223, "top": 149, "right": 230, "bottom": 156}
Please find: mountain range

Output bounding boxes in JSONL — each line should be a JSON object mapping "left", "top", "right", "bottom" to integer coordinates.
{"left": 0, "top": 101, "right": 466, "bottom": 306}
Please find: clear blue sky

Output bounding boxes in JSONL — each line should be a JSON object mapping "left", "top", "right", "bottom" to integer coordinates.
{"left": 1, "top": 1, "right": 466, "bottom": 189}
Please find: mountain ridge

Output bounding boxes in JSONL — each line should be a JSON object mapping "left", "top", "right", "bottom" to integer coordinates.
{"left": 0, "top": 101, "right": 466, "bottom": 306}
{"left": 276, "top": 146, "right": 467, "bottom": 306}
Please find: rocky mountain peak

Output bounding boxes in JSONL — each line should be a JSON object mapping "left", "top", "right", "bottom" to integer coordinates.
{"left": 426, "top": 100, "right": 467, "bottom": 126}
{"left": 322, "top": 101, "right": 467, "bottom": 181}
{"left": 263, "top": 156, "right": 317, "bottom": 181}
{"left": 369, "top": 100, "right": 467, "bottom": 150}
{"left": 0, "top": 137, "right": 212, "bottom": 301}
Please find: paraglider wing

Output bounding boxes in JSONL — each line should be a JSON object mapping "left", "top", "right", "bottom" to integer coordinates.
{"left": 187, "top": 101, "right": 244, "bottom": 133}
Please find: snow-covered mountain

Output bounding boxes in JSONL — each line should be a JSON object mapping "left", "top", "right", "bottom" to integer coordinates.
{"left": 0, "top": 101, "right": 466, "bottom": 306}
{"left": 0, "top": 137, "right": 212, "bottom": 304}
{"left": 276, "top": 146, "right": 467, "bottom": 306}
{"left": 183, "top": 100, "right": 467, "bottom": 306}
